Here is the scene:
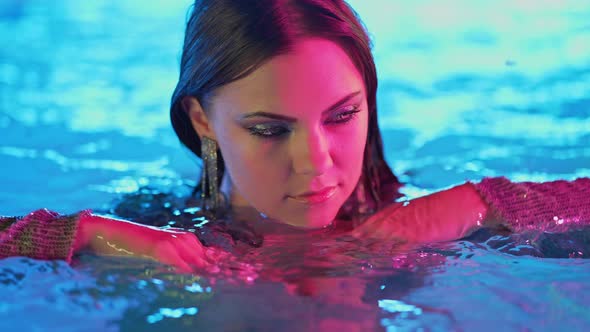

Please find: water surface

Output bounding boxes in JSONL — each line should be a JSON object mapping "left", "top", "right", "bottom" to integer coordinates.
{"left": 1, "top": 1, "right": 589, "bottom": 331}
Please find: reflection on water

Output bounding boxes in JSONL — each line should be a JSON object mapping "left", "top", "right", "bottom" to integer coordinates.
{"left": 2, "top": 217, "right": 589, "bottom": 331}
{"left": 1, "top": 0, "right": 590, "bottom": 331}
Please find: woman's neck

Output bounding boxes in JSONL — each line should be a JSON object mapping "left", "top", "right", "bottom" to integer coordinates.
{"left": 220, "top": 171, "right": 250, "bottom": 209}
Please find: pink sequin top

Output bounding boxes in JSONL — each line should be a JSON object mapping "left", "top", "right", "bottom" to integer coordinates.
{"left": 0, "top": 209, "right": 87, "bottom": 263}
{"left": 474, "top": 177, "right": 590, "bottom": 232}
{"left": 1, "top": 177, "right": 589, "bottom": 263}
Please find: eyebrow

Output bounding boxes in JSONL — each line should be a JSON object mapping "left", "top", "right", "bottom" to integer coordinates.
{"left": 239, "top": 91, "right": 362, "bottom": 122}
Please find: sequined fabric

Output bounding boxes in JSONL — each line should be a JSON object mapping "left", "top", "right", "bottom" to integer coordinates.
{"left": 0, "top": 208, "right": 85, "bottom": 263}
{"left": 474, "top": 177, "right": 590, "bottom": 232}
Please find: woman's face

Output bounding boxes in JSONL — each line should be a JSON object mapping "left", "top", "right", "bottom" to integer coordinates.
{"left": 188, "top": 38, "right": 369, "bottom": 228}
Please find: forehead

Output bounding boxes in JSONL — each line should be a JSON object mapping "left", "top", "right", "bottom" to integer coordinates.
{"left": 211, "top": 38, "right": 365, "bottom": 116}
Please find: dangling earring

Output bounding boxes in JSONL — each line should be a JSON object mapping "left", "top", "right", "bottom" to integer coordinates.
{"left": 201, "top": 136, "right": 220, "bottom": 212}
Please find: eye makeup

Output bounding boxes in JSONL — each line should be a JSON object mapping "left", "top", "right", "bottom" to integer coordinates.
{"left": 244, "top": 104, "right": 361, "bottom": 139}
{"left": 325, "top": 105, "right": 360, "bottom": 125}
{"left": 246, "top": 122, "right": 291, "bottom": 138}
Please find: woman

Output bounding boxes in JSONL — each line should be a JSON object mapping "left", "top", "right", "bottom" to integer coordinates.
{"left": 1, "top": 0, "right": 589, "bottom": 273}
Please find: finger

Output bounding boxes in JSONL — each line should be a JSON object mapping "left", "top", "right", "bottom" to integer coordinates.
{"left": 205, "top": 247, "right": 229, "bottom": 261}
{"left": 203, "top": 248, "right": 229, "bottom": 274}
{"left": 155, "top": 242, "right": 193, "bottom": 273}
{"left": 176, "top": 235, "right": 212, "bottom": 269}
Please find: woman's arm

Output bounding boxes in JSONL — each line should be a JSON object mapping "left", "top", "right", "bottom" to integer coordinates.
{"left": 352, "top": 183, "right": 491, "bottom": 243}
{"left": 353, "top": 177, "right": 590, "bottom": 243}
{"left": 1, "top": 209, "right": 216, "bottom": 272}
{"left": 73, "top": 212, "right": 218, "bottom": 272}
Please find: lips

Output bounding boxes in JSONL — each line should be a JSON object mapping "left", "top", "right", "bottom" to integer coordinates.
{"left": 288, "top": 186, "right": 337, "bottom": 205}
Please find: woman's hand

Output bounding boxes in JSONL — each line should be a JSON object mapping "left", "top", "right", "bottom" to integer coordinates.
{"left": 352, "top": 183, "right": 490, "bottom": 244}
{"left": 147, "top": 227, "right": 226, "bottom": 273}
{"left": 75, "top": 212, "right": 225, "bottom": 273}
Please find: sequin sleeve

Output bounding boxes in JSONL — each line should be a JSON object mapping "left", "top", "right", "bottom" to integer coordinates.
{"left": 473, "top": 177, "right": 590, "bottom": 232}
{"left": 0, "top": 208, "right": 89, "bottom": 263}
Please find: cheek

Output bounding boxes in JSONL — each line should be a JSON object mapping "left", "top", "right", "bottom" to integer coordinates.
{"left": 331, "top": 114, "right": 368, "bottom": 180}
{"left": 217, "top": 131, "right": 286, "bottom": 200}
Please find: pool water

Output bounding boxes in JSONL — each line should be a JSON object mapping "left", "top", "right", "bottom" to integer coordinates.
{"left": 1, "top": 1, "right": 589, "bottom": 331}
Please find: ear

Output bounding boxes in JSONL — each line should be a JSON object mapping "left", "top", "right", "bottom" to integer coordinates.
{"left": 181, "top": 96, "right": 217, "bottom": 140}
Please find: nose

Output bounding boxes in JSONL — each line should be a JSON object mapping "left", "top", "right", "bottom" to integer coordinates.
{"left": 291, "top": 127, "right": 333, "bottom": 176}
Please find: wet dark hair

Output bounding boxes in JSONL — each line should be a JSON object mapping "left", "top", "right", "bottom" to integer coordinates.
{"left": 170, "top": 0, "right": 403, "bottom": 218}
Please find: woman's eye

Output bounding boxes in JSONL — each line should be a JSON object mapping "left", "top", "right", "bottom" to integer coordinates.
{"left": 246, "top": 105, "right": 360, "bottom": 139}
{"left": 326, "top": 106, "right": 360, "bottom": 124}
{"left": 247, "top": 124, "right": 290, "bottom": 138}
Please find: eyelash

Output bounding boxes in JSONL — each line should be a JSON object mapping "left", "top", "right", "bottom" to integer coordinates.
{"left": 246, "top": 105, "right": 361, "bottom": 139}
